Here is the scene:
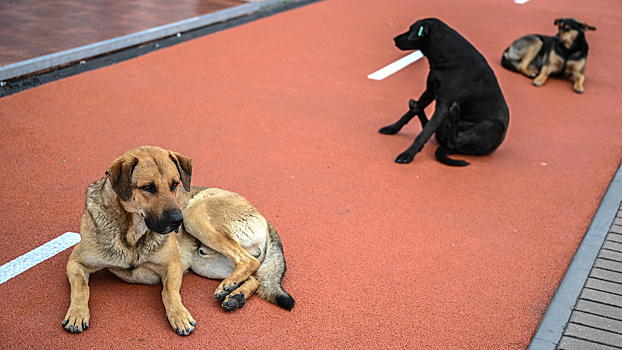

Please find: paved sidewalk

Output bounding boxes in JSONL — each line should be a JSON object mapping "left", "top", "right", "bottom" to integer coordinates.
{"left": 0, "top": 0, "right": 316, "bottom": 84}
{"left": 558, "top": 213, "right": 622, "bottom": 349}
{"left": 530, "top": 162, "right": 622, "bottom": 350}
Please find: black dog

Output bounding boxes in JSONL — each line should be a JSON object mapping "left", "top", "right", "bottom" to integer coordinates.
{"left": 501, "top": 18, "right": 595, "bottom": 93}
{"left": 379, "top": 18, "right": 509, "bottom": 166}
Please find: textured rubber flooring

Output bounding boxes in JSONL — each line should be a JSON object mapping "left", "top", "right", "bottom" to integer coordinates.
{"left": 0, "top": 0, "right": 621, "bottom": 348}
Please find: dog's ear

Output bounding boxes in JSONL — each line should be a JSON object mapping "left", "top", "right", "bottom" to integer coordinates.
{"left": 106, "top": 155, "right": 139, "bottom": 201}
{"left": 554, "top": 18, "right": 563, "bottom": 26}
{"left": 581, "top": 22, "right": 596, "bottom": 32}
{"left": 408, "top": 23, "right": 428, "bottom": 41}
{"left": 169, "top": 151, "right": 192, "bottom": 191}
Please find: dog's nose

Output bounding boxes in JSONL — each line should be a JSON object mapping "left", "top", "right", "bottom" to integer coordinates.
{"left": 168, "top": 210, "right": 183, "bottom": 229}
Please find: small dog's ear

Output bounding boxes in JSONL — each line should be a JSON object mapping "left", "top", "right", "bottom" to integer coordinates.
{"left": 581, "top": 22, "right": 596, "bottom": 32}
{"left": 554, "top": 18, "right": 563, "bottom": 25}
{"left": 169, "top": 151, "right": 192, "bottom": 191}
{"left": 408, "top": 24, "right": 427, "bottom": 40}
{"left": 106, "top": 155, "right": 139, "bottom": 201}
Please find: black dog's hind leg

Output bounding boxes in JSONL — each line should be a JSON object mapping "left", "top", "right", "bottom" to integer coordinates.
{"left": 444, "top": 102, "right": 505, "bottom": 156}
{"left": 379, "top": 99, "right": 427, "bottom": 134}
{"left": 434, "top": 102, "right": 469, "bottom": 166}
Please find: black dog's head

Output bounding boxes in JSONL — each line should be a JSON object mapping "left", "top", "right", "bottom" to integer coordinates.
{"left": 394, "top": 18, "right": 436, "bottom": 51}
{"left": 554, "top": 18, "right": 595, "bottom": 49}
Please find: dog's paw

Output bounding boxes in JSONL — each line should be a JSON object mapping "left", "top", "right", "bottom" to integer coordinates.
{"left": 532, "top": 76, "right": 546, "bottom": 87}
{"left": 62, "top": 306, "right": 90, "bottom": 333}
{"left": 379, "top": 124, "right": 400, "bottom": 135}
{"left": 222, "top": 292, "right": 246, "bottom": 312}
{"left": 395, "top": 152, "right": 415, "bottom": 164}
{"left": 167, "top": 307, "right": 196, "bottom": 336}
{"left": 215, "top": 282, "right": 239, "bottom": 302}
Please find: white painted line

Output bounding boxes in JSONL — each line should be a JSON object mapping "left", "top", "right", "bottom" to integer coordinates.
{"left": 367, "top": 50, "right": 424, "bottom": 81}
{"left": 514, "top": 0, "right": 530, "bottom": 4}
{"left": 0, "top": 232, "right": 81, "bottom": 284}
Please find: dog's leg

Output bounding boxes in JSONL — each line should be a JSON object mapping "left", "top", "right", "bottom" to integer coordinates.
{"left": 161, "top": 264, "right": 196, "bottom": 336}
{"left": 395, "top": 100, "right": 450, "bottom": 163}
{"left": 443, "top": 102, "right": 506, "bottom": 155}
{"left": 209, "top": 238, "right": 261, "bottom": 302}
{"left": 187, "top": 224, "right": 261, "bottom": 302}
{"left": 572, "top": 73, "right": 585, "bottom": 94}
{"left": 379, "top": 109, "right": 416, "bottom": 135}
{"left": 379, "top": 77, "right": 434, "bottom": 134}
{"left": 156, "top": 240, "right": 196, "bottom": 336}
{"left": 220, "top": 276, "right": 260, "bottom": 311}
{"left": 533, "top": 51, "right": 564, "bottom": 87}
{"left": 411, "top": 99, "right": 429, "bottom": 128}
{"left": 566, "top": 59, "right": 586, "bottom": 93}
{"left": 408, "top": 77, "right": 436, "bottom": 129}
{"left": 516, "top": 41, "right": 543, "bottom": 78}
{"left": 63, "top": 253, "right": 96, "bottom": 333}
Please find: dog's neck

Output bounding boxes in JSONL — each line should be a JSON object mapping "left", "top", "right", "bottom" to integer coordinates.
{"left": 555, "top": 32, "right": 588, "bottom": 59}
{"left": 125, "top": 213, "right": 149, "bottom": 247}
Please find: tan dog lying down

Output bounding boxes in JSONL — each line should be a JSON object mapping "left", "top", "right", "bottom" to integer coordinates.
{"left": 63, "top": 146, "right": 294, "bottom": 336}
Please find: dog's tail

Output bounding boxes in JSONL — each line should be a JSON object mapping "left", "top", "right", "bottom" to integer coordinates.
{"left": 255, "top": 222, "right": 295, "bottom": 311}
{"left": 435, "top": 145, "right": 469, "bottom": 166}
{"left": 501, "top": 50, "right": 519, "bottom": 72}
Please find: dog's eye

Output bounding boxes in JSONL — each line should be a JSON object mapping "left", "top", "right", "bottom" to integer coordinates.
{"left": 141, "top": 184, "right": 156, "bottom": 193}
{"left": 171, "top": 181, "right": 179, "bottom": 191}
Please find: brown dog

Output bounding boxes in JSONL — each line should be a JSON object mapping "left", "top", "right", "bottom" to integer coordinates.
{"left": 501, "top": 18, "right": 595, "bottom": 93}
{"left": 63, "top": 146, "right": 294, "bottom": 336}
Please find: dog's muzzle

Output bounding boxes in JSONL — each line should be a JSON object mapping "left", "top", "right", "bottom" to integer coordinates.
{"left": 144, "top": 208, "right": 184, "bottom": 235}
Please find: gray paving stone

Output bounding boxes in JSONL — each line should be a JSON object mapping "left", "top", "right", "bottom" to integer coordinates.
{"left": 613, "top": 218, "right": 622, "bottom": 226}
{"left": 591, "top": 268, "right": 622, "bottom": 285}
{"left": 595, "top": 258, "right": 622, "bottom": 273}
{"left": 557, "top": 336, "right": 620, "bottom": 350}
{"left": 603, "top": 241, "right": 622, "bottom": 253}
{"left": 581, "top": 289, "right": 622, "bottom": 307}
{"left": 562, "top": 323, "right": 622, "bottom": 347}
{"left": 570, "top": 310, "right": 622, "bottom": 334}
{"left": 576, "top": 300, "right": 622, "bottom": 321}
{"left": 599, "top": 249, "right": 622, "bottom": 263}
{"left": 608, "top": 232, "right": 622, "bottom": 241}
{"left": 585, "top": 278, "right": 622, "bottom": 296}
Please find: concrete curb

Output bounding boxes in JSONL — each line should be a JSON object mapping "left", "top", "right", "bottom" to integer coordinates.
{"left": 527, "top": 159, "right": 622, "bottom": 350}
{"left": 0, "top": 0, "right": 312, "bottom": 82}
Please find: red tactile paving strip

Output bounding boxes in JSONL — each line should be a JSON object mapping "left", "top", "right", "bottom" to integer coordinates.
{"left": 0, "top": 0, "right": 244, "bottom": 66}
{"left": 1, "top": 0, "right": 621, "bottom": 348}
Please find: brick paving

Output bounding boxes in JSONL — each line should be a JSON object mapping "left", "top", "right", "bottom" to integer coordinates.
{"left": 557, "top": 210, "right": 622, "bottom": 350}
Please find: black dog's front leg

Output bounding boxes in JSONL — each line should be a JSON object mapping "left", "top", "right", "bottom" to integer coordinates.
{"left": 411, "top": 99, "right": 429, "bottom": 128}
{"left": 379, "top": 100, "right": 418, "bottom": 135}
{"left": 395, "top": 102, "right": 449, "bottom": 163}
{"left": 379, "top": 79, "right": 435, "bottom": 135}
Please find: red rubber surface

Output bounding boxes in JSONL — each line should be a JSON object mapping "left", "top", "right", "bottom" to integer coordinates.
{"left": 1, "top": 0, "right": 621, "bottom": 348}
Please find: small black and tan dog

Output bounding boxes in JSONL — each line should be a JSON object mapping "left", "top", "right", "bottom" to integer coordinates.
{"left": 501, "top": 18, "right": 595, "bottom": 93}
{"left": 380, "top": 18, "right": 509, "bottom": 166}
